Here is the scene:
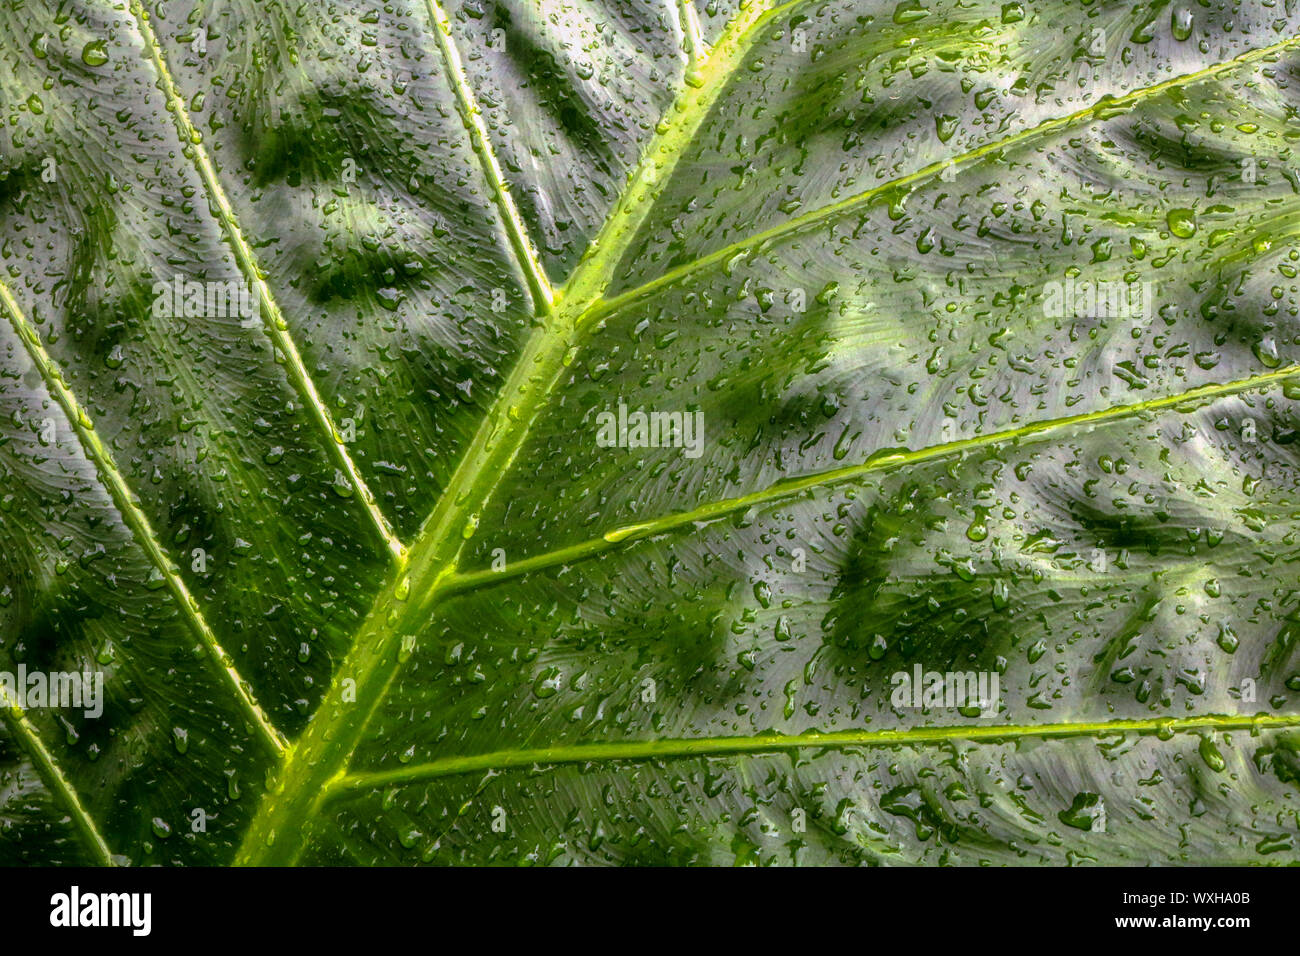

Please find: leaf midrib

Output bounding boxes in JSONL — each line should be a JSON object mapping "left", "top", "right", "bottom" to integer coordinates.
{"left": 235, "top": 0, "right": 787, "bottom": 865}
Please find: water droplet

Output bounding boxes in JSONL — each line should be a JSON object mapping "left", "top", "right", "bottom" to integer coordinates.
{"left": 331, "top": 471, "right": 355, "bottom": 498}
{"left": 533, "top": 667, "right": 561, "bottom": 699}
{"left": 81, "top": 40, "right": 108, "bottom": 66}
{"left": 1166, "top": 208, "right": 1196, "bottom": 238}
{"left": 869, "top": 633, "right": 888, "bottom": 660}
{"left": 783, "top": 680, "right": 797, "bottom": 719}
{"left": 1217, "top": 622, "right": 1238, "bottom": 653}
{"left": 1198, "top": 736, "right": 1226, "bottom": 772}
{"left": 892, "top": 0, "right": 929, "bottom": 24}
{"left": 1254, "top": 336, "right": 1280, "bottom": 368}
{"left": 1058, "top": 792, "right": 1103, "bottom": 830}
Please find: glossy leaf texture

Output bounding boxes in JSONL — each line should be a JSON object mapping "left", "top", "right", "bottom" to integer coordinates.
{"left": 1, "top": 0, "right": 1300, "bottom": 866}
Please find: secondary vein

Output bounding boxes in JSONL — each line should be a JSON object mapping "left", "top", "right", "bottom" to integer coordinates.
{"left": 0, "top": 696, "right": 114, "bottom": 866}
{"left": 677, "top": 0, "right": 707, "bottom": 72}
{"left": 0, "top": 282, "right": 287, "bottom": 756}
{"left": 445, "top": 360, "right": 1300, "bottom": 594}
{"left": 587, "top": 30, "right": 1300, "bottom": 326}
{"left": 422, "top": 0, "right": 555, "bottom": 313}
{"left": 126, "top": 0, "right": 406, "bottom": 565}
{"left": 327, "top": 712, "right": 1300, "bottom": 794}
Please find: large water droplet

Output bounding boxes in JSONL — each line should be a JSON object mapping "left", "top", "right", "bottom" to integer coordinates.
{"left": 1166, "top": 208, "right": 1196, "bottom": 238}
{"left": 81, "top": 40, "right": 108, "bottom": 66}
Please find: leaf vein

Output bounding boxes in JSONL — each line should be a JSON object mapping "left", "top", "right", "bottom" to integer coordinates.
{"left": 236, "top": 0, "right": 786, "bottom": 865}
{"left": 126, "top": 0, "right": 406, "bottom": 565}
{"left": 422, "top": 0, "right": 555, "bottom": 313}
{"left": 327, "top": 712, "right": 1300, "bottom": 794}
{"left": 445, "top": 361, "right": 1300, "bottom": 595}
{"left": 0, "top": 698, "right": 114, "bottom": 866}
{"left": 677, "top": 0, "right": 707, "bottom": 70}
{"left": 0, "top": 282, "right": 287, "bottom": 756}
{"left": 587, "top": 30, "right": 1300, "bottom": 325}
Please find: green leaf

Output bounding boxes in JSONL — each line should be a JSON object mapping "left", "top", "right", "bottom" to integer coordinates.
{"left": 2, "top": 0, "right": 1300, "bottom": 866}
